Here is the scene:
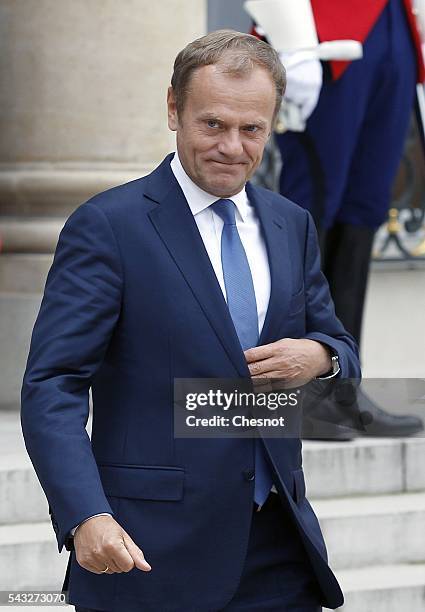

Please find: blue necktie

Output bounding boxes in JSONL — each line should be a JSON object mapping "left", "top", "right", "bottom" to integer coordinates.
{"left": 211, "top": 199, "right": 273, "bottom": 507}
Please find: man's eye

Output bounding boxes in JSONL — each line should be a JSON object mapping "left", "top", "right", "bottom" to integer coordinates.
{"left": 244, "top": 125, "right": 259, "bottom": 133}
{"left": 207, "top": 120, "right": 220, "bottom": 128}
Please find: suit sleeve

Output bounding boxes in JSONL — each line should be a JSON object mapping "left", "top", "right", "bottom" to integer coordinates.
{"left": 21, "top": 202, "right": 123, "bottom": 552}
{"left": 302, "top": 211, "right": 361, "bottom": 379}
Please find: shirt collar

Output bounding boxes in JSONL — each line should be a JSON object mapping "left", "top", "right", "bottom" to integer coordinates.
{"left": 170, "top": 151, "right": 249, "bottom": 222}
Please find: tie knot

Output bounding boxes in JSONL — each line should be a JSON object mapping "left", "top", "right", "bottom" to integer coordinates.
{"left": 211, "top": 199, "right": 237, "bottom": 226}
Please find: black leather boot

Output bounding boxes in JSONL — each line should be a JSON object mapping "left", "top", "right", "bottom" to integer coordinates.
{"left": 309, "top": 223, "right": 424, "bottom": 439}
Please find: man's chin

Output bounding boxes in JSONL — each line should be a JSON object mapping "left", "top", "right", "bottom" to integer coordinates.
{"left": 201, "top": 175, "right": 247, "bottom": 198}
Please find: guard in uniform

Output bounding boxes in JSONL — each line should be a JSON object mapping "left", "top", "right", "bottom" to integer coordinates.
{"left": 252, "top": 0, "right": 425, "bottom": 436}
{"left": 278, "top": 0, "right": 424, "bottom": 340}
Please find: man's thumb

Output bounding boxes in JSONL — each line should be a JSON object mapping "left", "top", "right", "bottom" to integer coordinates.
{"left": 122, "top": 532, "right": 152, "bottom": 571}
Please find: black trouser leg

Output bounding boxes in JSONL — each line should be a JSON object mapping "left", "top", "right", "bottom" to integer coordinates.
{"left": 321, "top": 223, "right": 375, "bottom": 347}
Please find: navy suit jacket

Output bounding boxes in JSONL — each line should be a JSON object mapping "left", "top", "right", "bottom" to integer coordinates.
{"left": 21, "top": 154, "right": 360, "bottom": 612}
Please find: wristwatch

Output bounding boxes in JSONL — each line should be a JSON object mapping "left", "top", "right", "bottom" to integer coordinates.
{"left": 317, "top": 353, "right": 340, "bottom": 380}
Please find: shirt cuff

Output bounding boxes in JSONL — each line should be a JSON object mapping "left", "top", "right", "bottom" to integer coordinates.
{"left": 70, "top": 513, "right": 112, "bottom": 537}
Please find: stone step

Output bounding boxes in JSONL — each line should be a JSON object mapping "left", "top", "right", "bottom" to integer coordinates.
{"left": 0, "top": 522, "right": 68, "bottom": 591}
{"left": 336, "top": 563, "right": 425, "bottom": 612}
{"left": 312, "top": 492, "right": 425, "bottom": 569}
{"left": 303, "top": 437, "right": 425, "bottom": 499}
{"left": 0, "top": 455, "right": 49, "bottom": 525}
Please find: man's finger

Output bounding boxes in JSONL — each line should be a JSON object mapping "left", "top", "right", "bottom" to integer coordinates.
{"left": 244, "top": 343, "right": 276, "bottom": 363}
{"left": 251, "top": 370, "right": 282, "bottom": 381}
{"left": 104, "top": 538, "right": 136, "bottom": 573}
{"left": 122, "top": 532, "right": 152, "bottom": 571}
{"left": 80, "top": 552, "right": 124, "bottom": 574}
{"left": 77, "top": 557, "right": 115, "bottom": 575}
{"left": 96, "top": 563, "right": 115, "bottom": 575}
{"left": 102, "top": 556, "right": 123, "bottom": 574}
{"left": 248, "top": 358, "right": 281, "bottom": 376}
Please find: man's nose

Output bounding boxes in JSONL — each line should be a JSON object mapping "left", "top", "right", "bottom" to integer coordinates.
{"left": 217, "top": 130, "right": 244, "bottom": 157}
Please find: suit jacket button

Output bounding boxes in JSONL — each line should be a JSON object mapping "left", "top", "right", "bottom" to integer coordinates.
{"left": 243, "top": 469, "right": 255, "bottom": 482}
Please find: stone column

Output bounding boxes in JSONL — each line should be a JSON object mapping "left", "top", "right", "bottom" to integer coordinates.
{"left": 0, "top": 0, "right": 205, "bottom": 222}
{"left": 0, "top": 0, "right": 206, "bottom": 409}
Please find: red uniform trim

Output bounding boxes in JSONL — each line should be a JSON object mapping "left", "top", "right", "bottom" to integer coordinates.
{"left": 250, "top": 0, "right": 424, "bottom": 83}
{"left": 311, "top": 0, "right": 424, "bottom": 82}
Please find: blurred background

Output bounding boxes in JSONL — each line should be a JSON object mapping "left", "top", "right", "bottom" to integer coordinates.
{"left": 0, "top": 1, "right": 424, "bottom": 610}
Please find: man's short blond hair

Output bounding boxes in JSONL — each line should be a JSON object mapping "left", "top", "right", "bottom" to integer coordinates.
{"left": 171, "top": 29, "right": 286, "bottom": 121}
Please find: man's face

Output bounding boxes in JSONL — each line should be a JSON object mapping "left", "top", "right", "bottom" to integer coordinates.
{"left": 167, "top": 64, "right": 276, "bottom": 197}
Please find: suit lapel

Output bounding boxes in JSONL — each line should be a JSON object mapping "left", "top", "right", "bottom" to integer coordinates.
{"left": 145, "top": 157, "right": 249, "bottom": 377}
{"left": 246, "top": 183, "right": 292, "bottom": 346}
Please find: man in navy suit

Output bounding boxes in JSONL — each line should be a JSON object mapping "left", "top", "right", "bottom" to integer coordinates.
{"left": 21, "top": 30, "right": 360, "bottom": 611}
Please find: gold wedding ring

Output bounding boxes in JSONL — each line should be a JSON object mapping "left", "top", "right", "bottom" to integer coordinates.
{"left": 101, "top": 565, "right": 109, "bottom": 573}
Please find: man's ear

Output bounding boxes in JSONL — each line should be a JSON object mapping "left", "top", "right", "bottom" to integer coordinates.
{"left": 167, "top": 87, "right": 178, "bottom": 131}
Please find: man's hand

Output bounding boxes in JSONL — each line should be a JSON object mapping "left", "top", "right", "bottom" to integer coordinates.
{"left": 74, "top": 514, "right": 151, "bottom": 575}
{"left": 245, "top": 338, "right": 331, "bottom": 386}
